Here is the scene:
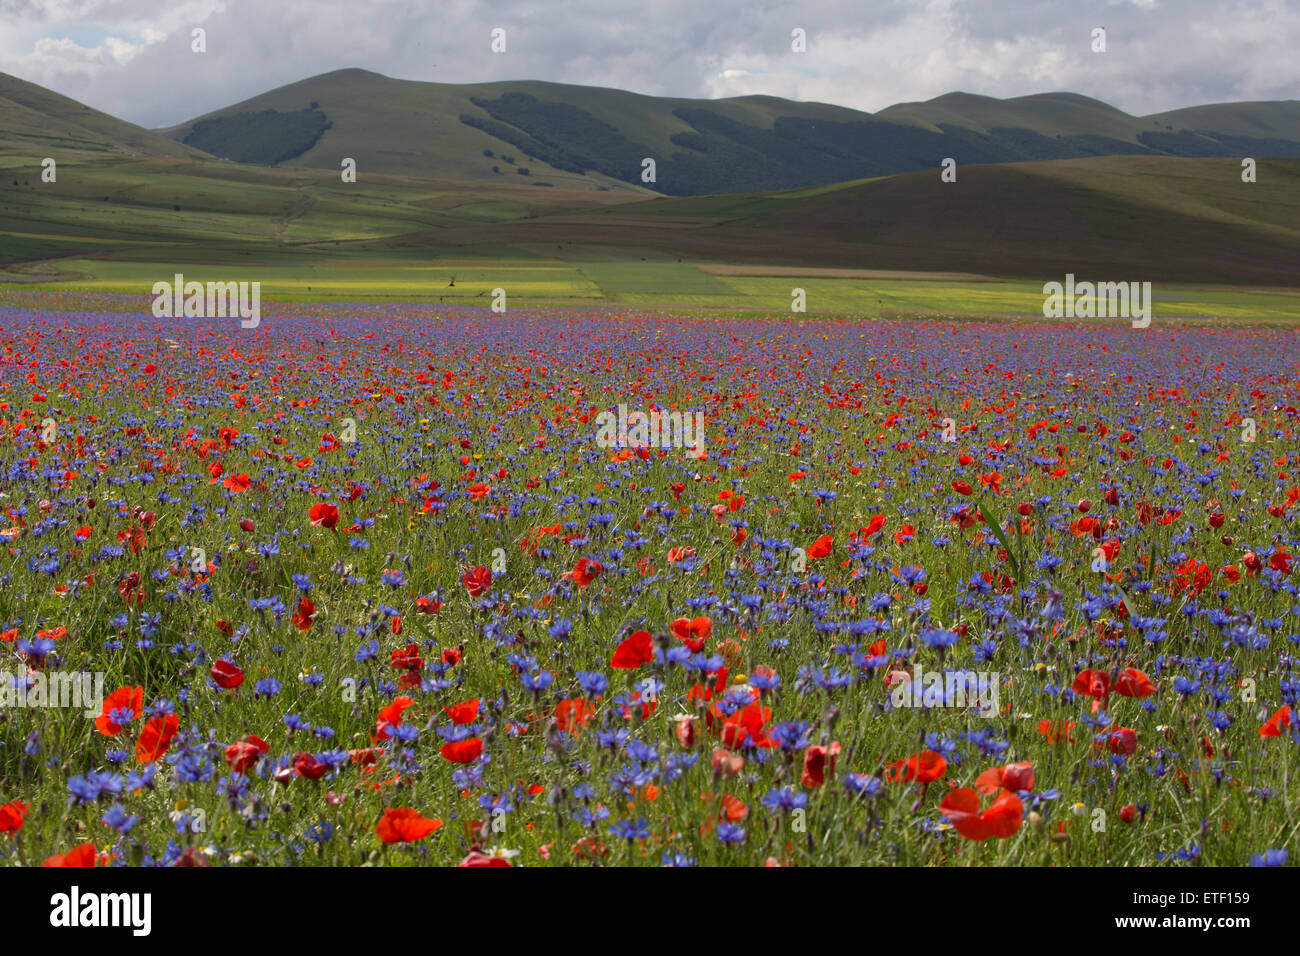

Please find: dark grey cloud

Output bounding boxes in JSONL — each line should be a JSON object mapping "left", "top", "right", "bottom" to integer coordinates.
{"left": 2, "top": 0, "right": 1297, "bottom": 128}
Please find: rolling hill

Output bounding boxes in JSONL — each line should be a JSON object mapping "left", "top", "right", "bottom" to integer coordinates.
{"left": 407, "top": 155, "right": 1300, "bottom": 285}
{"left": 158, "top": 68, "right": 1300, "bottom": 195}
{"left": 2, "top": 144, "right": 1295, "bottom": 287}
{"left": 0, "top": 72, "right": 204, "bottom": 159}
{"left": 0, "top": 71, "right": 1296, "bottom": 289}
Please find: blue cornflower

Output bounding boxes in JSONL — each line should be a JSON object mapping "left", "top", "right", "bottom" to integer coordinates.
{"left": 768, "top": 721, "right": 812, "bottom": 752}
{"left": 101, "top": 804, "right": 139, "bottom": 834}
{"left": 761, "top": 788, "right": 808, "bottom": 812}
{"left": 610, "top": 818, "right": 651, "bottom": 841}
{"left": 1250, "top": 848, "right": 1288, "bottom": 867}
{"left": 715, "top": 822, "right": 746, "bottom": 844}
{"left": 844, "top": 773, "right": 883, "bottom": 796}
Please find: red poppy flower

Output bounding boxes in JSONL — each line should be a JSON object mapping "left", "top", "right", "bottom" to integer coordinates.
{"left": 292, "top": 597, "right": 316, "bottom": 632}
{"left": 720, "top": 702, "right": 775, "bottom": 750}
{"left": 1114, "top": 668, "right": 1156, "bottom": 699}
{"left": 42, "top": 842, "right": 99, "bottom": 867}
{"left": 884, "top": 750, "right": 947, "bottom": 784}
{"left": 440, "top": 738, "right": 484, "bottom": 763}
{"left": 714, "top": 793, "right": 749, "bottom": 822}
{"left": 136, "top": 713, "right": 179, "bottom": 763}
{"left": 1072, "top": 667, "right": 1110, "bottom": 701}
{"left": 1108, "top": 727, "right": 1138, "bottom": 755}
{"left": 0, "top": 800, "right": 28, "bottom": 833}
{"left": 293, "top": 752, "right": 331, "bottom": 779}
{"left": 618, "top": 690, "right": 657, "bottom": 723}
{"left": 1259, "top": 705, "right": 1292, "bottom": 738}
{"left": 224, "top": 735, "right": 270, "bottom": 773}
{"left": 462, "top": 565, "right": 492, "bottom": 597}
{"left": 952, "top": 480, "right": 973, "bottom": 496}
{"left": 444, "top": 699, "right": 481, "bottom": 725}
{"left": 308, "top": 502, "right": 339, "bottom": 529}
{"left": 1071, "top": 665, "right": 1112, "bottom": 712}
{"left": 210, "top": 659, "right": 244, "bottom": 689}
{"left": 610, "top": 630, "right": 654, "bottom": 669}
{"left": 376, "top": 808, "right": 443, "bottom": 844}
{"left": 711, "top": 747, "right": 744, "bottom": 779}
{"left": 807, "top": 535, "right": 834, "bottom": 559}
{"left": 939, "top": 788, "right": 1024, "bottom": 841}
{"left": 94, "top": 684, "right": 143, "bottom": 736}
{"left": 375, "top": 696, "right": 415, "bottom": 739}
{"left": 1037, "top": 719, "right": 1075, "bottom": 744}
{"left": 459, "top": 850, "right": 510, "bottom": 866}
{"left": 567, "top": 557, "right": 602, "bottom": 587}
{"left": 555, "top": 697, "right": 597, "bottom": 732}
{"left": 975, "top": 761, "right": 1034, "bottom": 794}
{"left": 671, "top": 616, "right": 712, "bottom": 652}
{"left": 676, "top": 716, "right": 697, "bottom": 748}
{"left": 801, "top": 741, "right": 841, "bottom": 787}
{"left": 858, "top": 514, "right": 887, "bottom": 538}
{"left": 390, "top": 643, "right": 423, "bottom": 672}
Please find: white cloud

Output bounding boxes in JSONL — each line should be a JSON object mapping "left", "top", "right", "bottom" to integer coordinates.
{"left": 0, "top": 0, "right": 1294, "bottom": 128}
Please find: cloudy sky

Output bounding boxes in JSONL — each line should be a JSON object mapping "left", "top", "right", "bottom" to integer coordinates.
{"left": 1, "top": 0, "right": 1296, "bottom": 129}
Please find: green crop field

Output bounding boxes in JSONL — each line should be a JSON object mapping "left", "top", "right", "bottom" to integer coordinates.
{"left": 4, "top": 148, "right": 1297, "bottom": 316}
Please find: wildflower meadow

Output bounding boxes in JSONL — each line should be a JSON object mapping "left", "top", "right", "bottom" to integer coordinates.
{"left": 1, "top": 298, "right": 1297, "bottom": 871}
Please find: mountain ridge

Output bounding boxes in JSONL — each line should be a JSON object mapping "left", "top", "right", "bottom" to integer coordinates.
{"left": 143, "top": 68, "right": 1300, "bottom": 195}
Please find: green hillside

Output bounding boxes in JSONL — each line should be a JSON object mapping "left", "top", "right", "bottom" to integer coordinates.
{"left": 2, "top": 144, "right": 1296, "bottom": 289}
{"left": 877, "top": 91, "right": 1144, "bottom": 139}
{"left": 158, "top": 69, "right": 1300, "bottom": 196}
{"left": 8, "top": 66, "right": 1299, "bottom": 198}
{"left": 1147, "top": 100, "right": 1300, "bottom": 139}
{"left": 0, "top": 72, "right": 205, "bottom": 159}
{"left": 159, "top": 69, "right": 651, "bottom": 190}
{"left": 426, "top": 155, "right": 1300, "bottom": 285}
{"left": 0, "top": 149, "right": 643, "bottom": 267}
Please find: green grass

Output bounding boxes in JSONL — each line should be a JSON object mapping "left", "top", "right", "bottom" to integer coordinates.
{"left": 5, "top": 259, "right": 1299, "bottom": 323}
{"left": 22, "top": 257, "right": 604, "bottom": 301}
{"left": 701, "top": 276, "right": 1300, "bottom": 321}
{"left": 575, "top": 260, "right": 737, "bottom": 299}
{"left": 2, "top": 149, "right": 1298, "bottom": 315}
